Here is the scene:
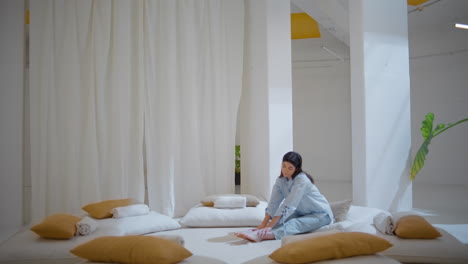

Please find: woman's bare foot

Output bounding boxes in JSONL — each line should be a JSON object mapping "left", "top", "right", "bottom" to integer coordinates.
{"left": 256, "top": 227, "right": 275, "bottom": 241}
{"left": 234, "top": 229, "right": 260, "bottom": 242}
{"left": 234, "top": 228, "right": 275, "bottom": 242}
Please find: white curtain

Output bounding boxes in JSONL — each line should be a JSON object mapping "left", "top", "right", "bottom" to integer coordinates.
{"left": 29, "top": 0, "right": 145, "bottom": 221}
{"left": 29, "top": 0, "right": 244, "bottom": 220}
{"left": 143, "top": 1, "right": 244, "bottom": 217}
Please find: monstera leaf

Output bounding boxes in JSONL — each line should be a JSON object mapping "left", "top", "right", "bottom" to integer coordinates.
{"left": 410, "top": 113, "right": 468, "bottom": 180}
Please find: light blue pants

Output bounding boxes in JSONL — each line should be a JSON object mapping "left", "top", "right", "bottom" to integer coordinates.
{"left": 271, "top": 212, "right": 331, "bottom": 239}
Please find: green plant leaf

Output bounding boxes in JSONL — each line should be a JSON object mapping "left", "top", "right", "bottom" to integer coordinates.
{"left": 410, "top": 113, "right": 435, "bottom": 180}
{"left": 410, "top": 135, "right": 433, "bottom": 181}
{"left": 420, "top": 113, "right": 434, "bottom": 140}
{"left": 410, "top": 113, "right": 468, "bottom": 181}
{"left": 435, "top": 123, "right": 445, "bottom": 131}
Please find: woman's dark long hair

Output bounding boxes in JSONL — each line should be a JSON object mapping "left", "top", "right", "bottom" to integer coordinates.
{"left": 280, "top": 151, "right": 315, "bottom": 184}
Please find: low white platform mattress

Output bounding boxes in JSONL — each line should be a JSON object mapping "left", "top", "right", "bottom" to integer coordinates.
{"left": 0, "top": 226, "right": 400, "bottom": 264}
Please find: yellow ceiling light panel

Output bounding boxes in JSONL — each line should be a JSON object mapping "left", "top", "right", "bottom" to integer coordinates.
{"left": 291, "top": 13, "right": 321, "bottom": 39}
{"left": 407, "top": 0, "right": 430, "bottom": 6}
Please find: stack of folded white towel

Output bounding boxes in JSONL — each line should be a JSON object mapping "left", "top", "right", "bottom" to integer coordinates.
{"left": 76, "top": 203, "right": 151, "bottom": 236}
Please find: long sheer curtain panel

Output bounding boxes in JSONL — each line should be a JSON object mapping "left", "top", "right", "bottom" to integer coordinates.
{"left": 143, "top": 1, "right": 244, "bottom": 217}
{"left": 29, "top": 0, "right": 145, "bottom": 221}
{"left": 29, "top": 0, "right": 244, "bottom": 221}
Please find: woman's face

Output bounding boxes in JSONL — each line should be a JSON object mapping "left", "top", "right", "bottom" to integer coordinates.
{"left": 282, "top": 161, "right": 296, "bottom": 179}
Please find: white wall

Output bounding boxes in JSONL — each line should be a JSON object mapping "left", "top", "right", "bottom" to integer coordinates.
{"left": 292, "top": 33, "right": 352, "bottom": 202}
{"left": 240, "top": 0, "right": 293, "bottom": 201}
{"left": 0, "top": 0, "right": 25, "bottom": 239}
{"left": 292, "top": 5, "right": 468, "bottom": 214}
{"left": 349, "top": 0, "right": 412, "bottom": 212}
{"left": 409, "top": 18, "right": 468, "bottom": 221}
{"left": 292, "top": 63, "right": 351, "bottom": 202}
{"left": 409, "top": 25, "right": 468, "bottom": 186}
{"left": 293, "top": 62, "right": 351, "bottom": 182}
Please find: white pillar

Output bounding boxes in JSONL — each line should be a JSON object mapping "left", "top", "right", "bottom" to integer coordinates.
{"left": 240, "top": 0, "right": 293, "bottom": 201}
{"left": 349, "top": 0, "right": 412, "bottom": 212}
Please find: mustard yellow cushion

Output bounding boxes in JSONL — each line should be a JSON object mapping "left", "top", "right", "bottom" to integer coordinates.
{"left": 395, "top": 215, "right": 442, "bottom": 239}
{"left": 82, "top": 198, "right": 133, "bottom": 219}
{"left": 201, "top": 194, "right": 260, "bottom": 207}
{"left": 30, "top": 214, "right": 80, "bottom": 239}
{"left": 70, "top": 235, "right": 192, "bottom": 264}
{"left": 281, "top": 229, "right": 341, "bottom": 246}
{"left": 269, "top": 232, "right": 393, "bottom": 264}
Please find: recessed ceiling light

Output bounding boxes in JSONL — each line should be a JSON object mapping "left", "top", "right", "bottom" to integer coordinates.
{"left": 455, "top": 23, "right": 468, "bottom": 29}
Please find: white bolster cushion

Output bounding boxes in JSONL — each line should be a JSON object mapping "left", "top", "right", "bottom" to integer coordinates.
{"left": 213, "top": 196, "right": 247, "bottom": 208}
{"left": 111, "top": 204, "right": 150, "bottom": 218}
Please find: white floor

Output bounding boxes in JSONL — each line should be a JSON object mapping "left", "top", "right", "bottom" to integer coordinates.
{"left": 413, "top": 183, "right": 468, "bottom": 244}
{"left": 0, "top": 228, "right": 18, "bottom": 245}
{"left": 413, "top": 183, "right": 468, "bottom": 225}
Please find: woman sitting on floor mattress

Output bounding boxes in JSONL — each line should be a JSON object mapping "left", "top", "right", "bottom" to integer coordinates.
{"left": 235, "top": 151, "right": 334, "bottom": 242}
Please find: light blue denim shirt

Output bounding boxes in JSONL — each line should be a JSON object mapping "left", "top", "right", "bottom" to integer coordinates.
{"left": 265, "top": 172, "right": 334, "bottom": 222}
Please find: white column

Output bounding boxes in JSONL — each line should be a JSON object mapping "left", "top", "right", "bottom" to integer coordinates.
{"left": 0, "top": 0, "right": 25, "bottom": 237}
{"left": 349, "top": 0, "right": 412, "bottom": 211}
{"left": 240, "top": 0, "right": 293, "bottom": 201}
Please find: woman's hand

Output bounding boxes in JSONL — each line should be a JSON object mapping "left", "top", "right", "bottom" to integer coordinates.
{"left": 267, "top": 216, "right": 281, "bottom": 228}
{"left": 257, "top": 214, "right": 271, "bottom": 229}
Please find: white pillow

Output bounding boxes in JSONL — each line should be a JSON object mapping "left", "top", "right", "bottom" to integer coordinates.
{"left": 180, "top": 201, "right": 267, "bottom": 227}
{"left": 344, "top": 205, "right": 390, "bottom": 224}
{"left": 330, "top": 199, "right": 352, "bottom": 222}
{"left": 99, "top": 211, "right": 181, "bottom": 235}
{"left": 315, "top": 205, "right": 393, "bottom": 233}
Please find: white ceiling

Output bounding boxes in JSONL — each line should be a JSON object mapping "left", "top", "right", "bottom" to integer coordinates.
{"left": 407, "top": 0, "right": 468, "bottom": 29}
{"left": 291, "top": 0, "right": 468, "bottom": 44}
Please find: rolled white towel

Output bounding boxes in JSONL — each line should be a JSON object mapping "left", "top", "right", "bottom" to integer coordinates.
{"left": 112, "top": 204, "right": 150, "bottom": 218}
{"left": 373, "top": 211, "right": 395, "bottom": 235}
{"left": 213, "top": 196, "right": 247, "bottom": 208}
{"left": 76, "top": 216, "right": 98, "bottom": 236}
